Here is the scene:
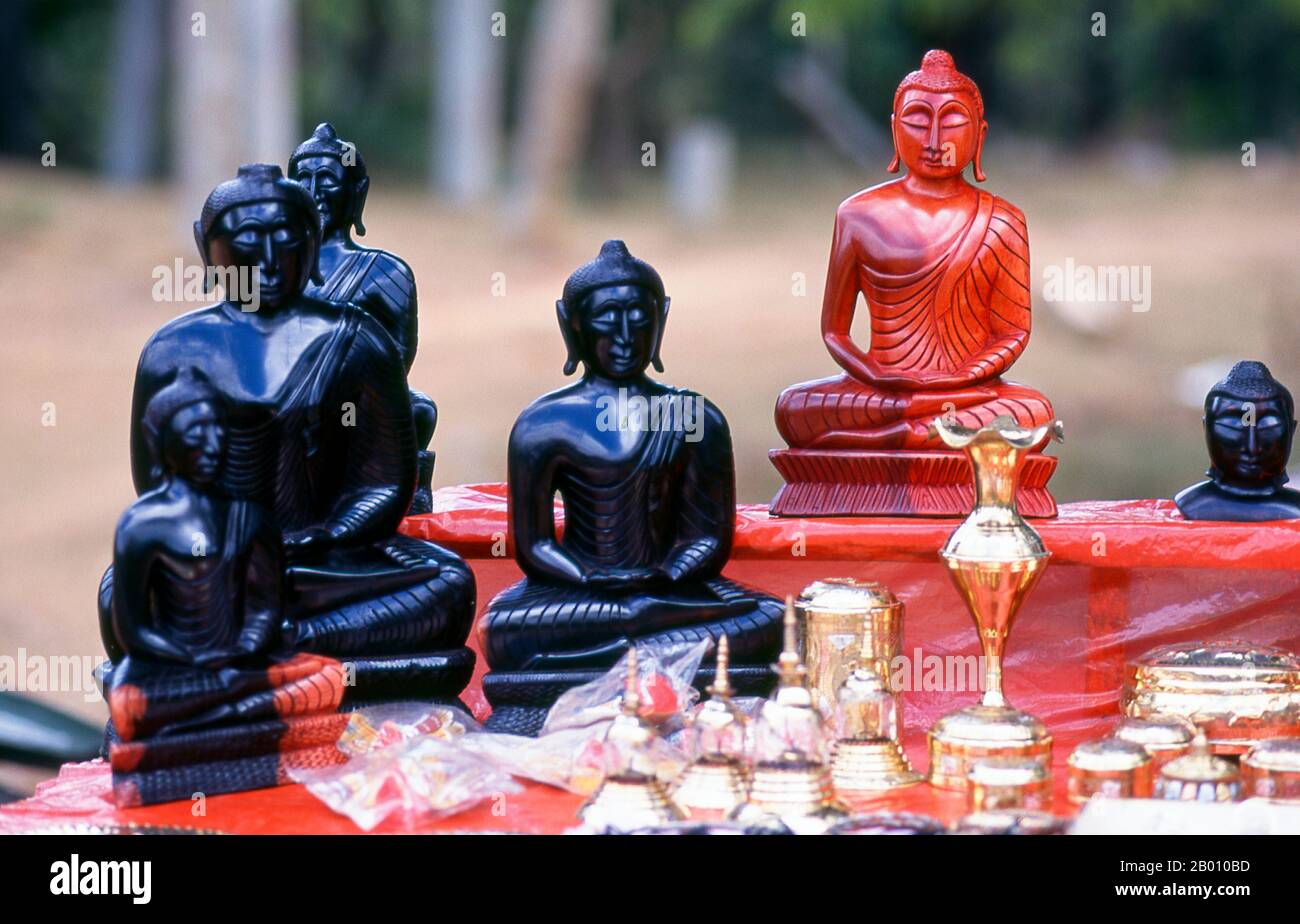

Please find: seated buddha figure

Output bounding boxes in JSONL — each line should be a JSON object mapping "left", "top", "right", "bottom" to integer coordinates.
{"left": 99, "top": 164, "right": 475, "bottom": 701}
{"left": 481, "top": 241, "right": 784, "bottom": 678}
{"left": 289, "top": 122, "right": 438, "bottom": 513}
{"left": 775, "top": 50, "right": 1054, "bottom": 454}
{"left": 1175, "top": 360, "right": 1300, "bottom": 521}
{"left": 107, "top": 369, "right": 346, "bottom": 742}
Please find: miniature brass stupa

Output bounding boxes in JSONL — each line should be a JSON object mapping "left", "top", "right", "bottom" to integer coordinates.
{"left": 578, "top": 648, "right": 685, "bottom": 830}
{"left": 671, "top": 635, "right": 750, "bottom": 819}
{"left": 829, "top": 606, "right": 921, "bottom": 792}
{"left": 731, "top": 600, "right": 847, "bottom": 834}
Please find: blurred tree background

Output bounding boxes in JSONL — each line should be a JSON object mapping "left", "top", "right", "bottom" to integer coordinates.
{"left": 3, "top": 0, "right": 1298, "bottom": 181}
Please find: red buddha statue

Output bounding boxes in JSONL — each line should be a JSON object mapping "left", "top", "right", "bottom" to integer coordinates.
{"left": 771, "top": 50, "right": 1058, "bottom": 517}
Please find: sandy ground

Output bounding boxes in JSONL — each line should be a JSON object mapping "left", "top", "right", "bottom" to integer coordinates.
{"left": 2, "top": 151, "right": 1298, "bottom": 738}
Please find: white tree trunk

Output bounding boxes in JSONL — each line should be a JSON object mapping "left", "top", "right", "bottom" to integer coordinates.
{"left": 172, "top": 0, "right": 298, "bottom": 215}
{"left": 431, "top": 0, "right": 504, "bottom": 205}
{"left": 506, "top": 0, "right": 611, "bottom": 237}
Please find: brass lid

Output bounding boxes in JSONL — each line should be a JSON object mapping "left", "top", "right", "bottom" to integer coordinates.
{"left": 1243, "top": 738, "right": 1300, "bottom": 773}
{"left": 1126, "top": 641, "right": 1300, "bottom": 694}
{"left": 1160, "top": 733, "right": 1239, "bottom": 784}
{"left": 930, "top": 704, "right": 1049, "bottom": 745}
{"left": 967, "top": 757, "right": 1051, "bottom": 787}
{"left": 1068, "top": 737, "right": 1151, "bottom": 772}
{"left": 1112, "top": 714, "right": 1197, "bottom": 751}
{"left": 797, "top": 578, "right": 899, "bottom": 614}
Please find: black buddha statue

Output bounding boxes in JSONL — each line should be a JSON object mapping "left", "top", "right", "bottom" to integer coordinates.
{"left": 480, "top": 240, "right": 783, "bottom": 733}
{"left": 108, "top": 368, "right": 337, "bottom": 739}
{"left": 99, "top": 165, "right": 476, "bottom": 716}
{"left": 289, "top": 122, "right": 438, "bottom": 513}
{"left": 1175, "top": 360, "right": 1300, "bottom": 521}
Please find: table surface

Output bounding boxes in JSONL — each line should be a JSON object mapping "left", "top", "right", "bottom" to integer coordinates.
{"left": 4, "top": 487, "right": 1296, "bottom": 834}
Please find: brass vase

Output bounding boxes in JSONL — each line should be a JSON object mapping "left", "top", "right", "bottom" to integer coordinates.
{"left": 927, "top": 416, "right": 1063, "bottom": 790}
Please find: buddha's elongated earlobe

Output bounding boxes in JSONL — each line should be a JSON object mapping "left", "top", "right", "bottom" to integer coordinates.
{"left": 194, "top": 222, "right": 213, "bottom": 293}
{"left": 650, "top": 296, "right": 670, "bottom": 373}
{"left": 972, "top": 120, "right": 988, "bottom": 182}
{"left": 352, "top": 176, "right": 369, "bottom": 237}
{"left": 556, "top": 299, "right": 580, "bottom": 375}
{"left": 887, "top": 114, "right": 901, "bottom": 173}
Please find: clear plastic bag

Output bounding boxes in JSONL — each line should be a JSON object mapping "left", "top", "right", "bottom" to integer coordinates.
{"left": 335, "top": 702, "right": 479, "bottom": 757}
{"left": 289, "top": 735, "right": 519, "bottom": 831}
{"left": 541, "top": 638, "right": 710, "bottom": 736}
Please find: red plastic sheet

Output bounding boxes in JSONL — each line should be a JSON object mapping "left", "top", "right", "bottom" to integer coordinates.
{"left": 3, "top": 486, "right": 1297, "bottom": 833}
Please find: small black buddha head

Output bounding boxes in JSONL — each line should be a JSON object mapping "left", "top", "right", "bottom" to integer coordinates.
{"left": 556, "top": 240, "right": 670, "bottom": 380}
{"left": 289, "top": 122, "right": 369, "bottom": 238}
{"left": 142, "top": 368, "right": 226, "bottom": 487}
{"left": 1203, "top": 360, "right": 1296, "bottom": 493}
{"left": 194, "top": 163, "right": 322, "bottom": 310}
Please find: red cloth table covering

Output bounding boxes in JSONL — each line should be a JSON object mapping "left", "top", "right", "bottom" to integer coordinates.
{"left": 3, "top": 485, "right": 1297, "bottom": 834}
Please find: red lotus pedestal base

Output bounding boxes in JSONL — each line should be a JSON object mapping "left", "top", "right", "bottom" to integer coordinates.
{"left": 768, "top": 448, "right": 1059, "bottom": 518}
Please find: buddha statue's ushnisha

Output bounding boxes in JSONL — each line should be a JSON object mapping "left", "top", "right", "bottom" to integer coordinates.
{"left": 770, "top": 50, "right": 1057, "bottom": 517}
{"left": 99, "top": 164, "right": 476, "bottom": 707}
{"left": 1175, "top": 360, "right": 1300, "bottom": 521}
{"left": 289, "top": 123, "right": 439, "bottom": 513}
{"left": 479, "top": 241, "right": 783, "bottom": 726}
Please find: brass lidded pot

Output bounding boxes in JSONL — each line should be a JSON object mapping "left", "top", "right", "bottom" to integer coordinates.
{"left": 966, "top": 756, "right": 1053, "bottom": 813}
{"left": 1123, "top": 641, "right": 1300, "bottom": 755}
{"left": 1111, "top": 714, "right": 1196, "bottom": 773}
{"left": 796, "top": 578, "right": 903, "bottom": 713}
{"left": 1154, "top": 732, "right": 1241, "bottom": 802}
{"left": 1067, "top": 737, "right": 1153, "bottom": 803}
{"left": 1241, "top": 738, "right": 1300, "bottom": 801}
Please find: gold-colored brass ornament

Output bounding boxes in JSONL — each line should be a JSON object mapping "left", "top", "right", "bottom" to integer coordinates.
{"left": 1153, "top": 731, "right": 1241, "bottom": 803}
{"left": 927, "top": 416, "right": 1062, "bottom": 790}
{"left": 951, "top": 809, "right": 1067, "bottom": 836}
{"left": 829, "top": 607, "right": 921, "bottom": 792}
{"left": 965, "top": 757, "right": 1053, "bottom": 813}
{"left": 1122, "top": 641, "right": 1300, "bottom": 755}
{"left": 731, "top": 601, "right": 847, "bottom": 834}
{"left": 1067, "top": 737, "right": 1153, "bottom": 804}
{"left": 578, "top": 648, "right": 685, "bottom": 830}
{"left": 672, "top": 635, "right": 750, "bottom": 819}
{"left": 1240, "top": 738, "right": 1300, "bottom": 801}
{"left": 796, "top": 578, "right": 903, "bottom": 713}
{"left": 1111, "top": 714, "right": 1196, "bottom": 774}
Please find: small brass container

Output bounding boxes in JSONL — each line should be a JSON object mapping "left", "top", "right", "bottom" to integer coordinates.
{"left": 1067, "top": 737, "right": 1153, "bottom": 803}
{"left": 1123, "top": 641, "right": 1300, "bottom": 755}
{"left": 1111, "top": 714, "right": 1196, "bottom": 774}
{"left": 1241, "top": 738, "right": 1300, "bottom": 801}
{"left": 797, "top": 579, "right": 903, "bottom": 712}
{"left": 1154, "top": 733, "right": 1241, "bottom": 802}
{"left": 966, "top": 757, "right": 1052, "bottom": 813}
{"left": 928, "top": 706, "right": 1052, "bottom": 790}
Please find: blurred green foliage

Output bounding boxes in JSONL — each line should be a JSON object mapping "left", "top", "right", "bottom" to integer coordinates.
{"left": 3, "top": 0, "right": 1297, "bottom": 175}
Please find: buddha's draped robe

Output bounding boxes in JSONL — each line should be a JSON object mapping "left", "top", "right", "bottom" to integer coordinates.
{"left": 308, "top": 248, "right": 418, "bottom": 370}
{"left": 483, "top": 389, "right": 783, "bottom": 671}
{"left": 777, "top": 191, "right": 1054, "bottom": 450}
{"left": 102, "top": 301, "right": 473, "bottom": 663}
